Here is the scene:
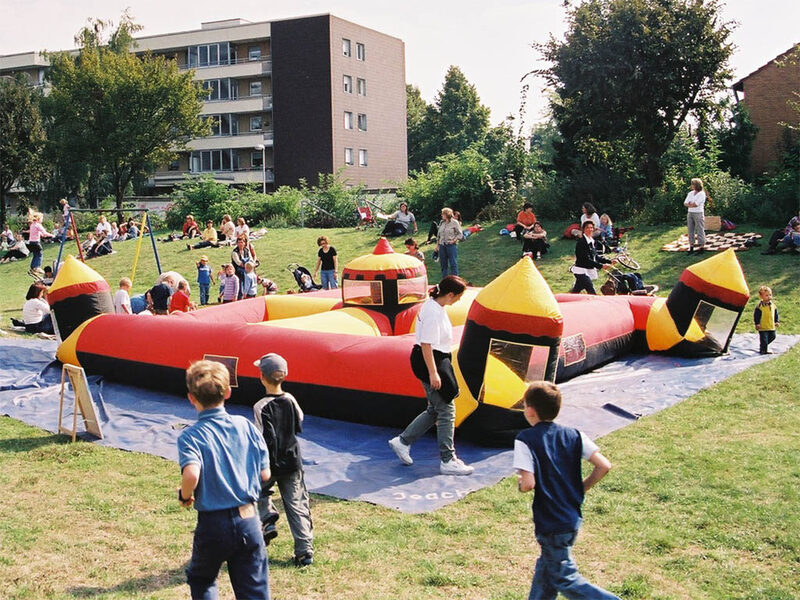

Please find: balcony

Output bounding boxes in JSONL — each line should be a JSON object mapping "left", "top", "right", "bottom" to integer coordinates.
{"left": 202, "top": 94, "right": 272, "bottom": 114}
{"left": 151, "top": 168, "right": 274, "bottom": 187}
{"left": 182, "top": 57, "right": 272, "bottom": 80}
{"left": 188, "top": 130, "right": 273, "bottom": 151}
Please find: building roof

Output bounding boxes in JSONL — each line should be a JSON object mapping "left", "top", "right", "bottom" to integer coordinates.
{"left": 732, "top": 43, "right": 800, "bottom": 91}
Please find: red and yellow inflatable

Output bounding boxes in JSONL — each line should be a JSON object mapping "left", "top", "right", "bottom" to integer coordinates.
{"left": 54, "top": 241, "right": 749, "bottom": 445}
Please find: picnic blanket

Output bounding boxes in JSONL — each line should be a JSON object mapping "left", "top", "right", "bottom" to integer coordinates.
{"left": 661, "top": 232, "right": 762, "bottom": 252}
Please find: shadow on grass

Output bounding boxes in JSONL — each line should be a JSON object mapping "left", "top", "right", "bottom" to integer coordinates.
{"left": 0, "top": 434, "right": 66, "bottom": 453}
{"left": 66, "top": 564, "right": 188, "bottom": 597}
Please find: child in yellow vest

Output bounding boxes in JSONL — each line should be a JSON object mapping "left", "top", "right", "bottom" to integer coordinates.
{"left": 754, "top": 285, "right": 779, "bottom": 355}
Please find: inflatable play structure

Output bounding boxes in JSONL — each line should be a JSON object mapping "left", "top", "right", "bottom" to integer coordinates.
{"left": 53, "top": 240, "right": 749, "bottom": 445}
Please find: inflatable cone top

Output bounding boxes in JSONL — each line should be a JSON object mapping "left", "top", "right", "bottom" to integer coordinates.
{"left": 457, "top": 257, "right": 564, "bottom": 405}
{"left": 647, "top": 248, "right": 749, "bottom": 355}
{"left": 341, "top": 238, "right": 427, "bottom": 309}
{"left": 48, "top": 255, "right": 113, "bottom": 342}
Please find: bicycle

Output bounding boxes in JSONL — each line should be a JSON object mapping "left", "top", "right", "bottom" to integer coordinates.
{"left": 602, "top": 241, "right": 640, "bottom": 270}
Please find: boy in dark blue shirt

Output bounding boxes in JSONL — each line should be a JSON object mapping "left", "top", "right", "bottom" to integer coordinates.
{"left": 178, "top": 360, "right": 271, "bottom": 599}
{"left": 513, "top": 382, "right": 618, "bottom": 600}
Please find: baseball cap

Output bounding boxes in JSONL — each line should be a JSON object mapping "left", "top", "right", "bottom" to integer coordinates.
{"left": 254, "top": 353, "right": 288, "bottom": 377}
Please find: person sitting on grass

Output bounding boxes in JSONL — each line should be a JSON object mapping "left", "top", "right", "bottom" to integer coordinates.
{"left": 762, "top": 210, "right": 800, "bottom": 255}
{"left": 522, "top": 222, "right": 549, "bottom": 260}
{"left": 1, "top": 233, "right": 30, "bottom": 263}
{"left": 81, "top": 232, "right": 97, "bottom": 255}
{"left": 514, "top": 381, "right": 619, "bottom": 599}
{"left": 404, "top": 237, "right": 424, "bottom": 261}
{"left": 514, "top": 203, "right": 537, "bottom": 240}
{"left": 22, "top": 282, "right": 55, "bottom": 335}
{"left": 380, "top": 202, "right": 418, "bottom": 237}
{"left": 178, "top": 360, "right": 271, "bottom": 600}
{"left": 188, "top": 220, "right": 219, "bottom": 250}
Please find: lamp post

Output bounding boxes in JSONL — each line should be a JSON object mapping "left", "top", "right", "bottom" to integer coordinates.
{"left": 254, "top": 144, "right": 266, "bottom": 194}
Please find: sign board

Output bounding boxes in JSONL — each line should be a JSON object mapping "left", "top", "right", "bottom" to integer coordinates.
{"left": 58, "top": 364, "right": 103, "bottom": 441}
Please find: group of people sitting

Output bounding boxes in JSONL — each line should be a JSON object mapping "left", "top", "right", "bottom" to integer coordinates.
{"left": 762, "top": 211, "right": 800, "bottom": 255}
{"left": 512, "top": 203, "right": 551, "bottom": 259}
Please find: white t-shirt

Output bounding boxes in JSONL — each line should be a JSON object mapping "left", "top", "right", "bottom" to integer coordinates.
{"left": 96, "top": 221, "right": 112, "bottom": 237}
{"left": 234, "top": 224, "right": 250, "bottom": 239}
{"left": 415, "top": 298, "right": 453, "bottom": 353}
{"left": 684, "top": 190, "right": 706, "bottom": 213}
{"left": 114, "top": 289, "right": 132, "bottom": 314}
{"left": 513, "top": 430, "right": 599, "bottom": 473}
{"left": 580, "top": 213, "right": 601, "bottom": 229}
{"left": 23, "top": 298, "right": 51, "bottom": 324}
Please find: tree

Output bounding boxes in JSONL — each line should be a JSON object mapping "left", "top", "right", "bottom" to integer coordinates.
{"left": 537, "top": 0, "right": 734, "bottom": 196}
{"left": 44, "top": 13, "right": 209, "bottom": 220}
{"left": 407, "top": 67, "right": 491, "bottom": 172}
{"left": 713, "top": 99, "right": 758, "bottom": 181}
{"left": 0, "top": 74, "right": 47, "bottom": 227}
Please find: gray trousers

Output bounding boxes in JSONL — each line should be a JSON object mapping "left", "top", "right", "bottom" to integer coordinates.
{"left": 399, "top": 382, "right": 455, "bottom": 462}
{"left": 258, "top": 469, "right": 314, "bottom": 557}
{"left": 687, "top": 212, "right": 705, "bottom": 248}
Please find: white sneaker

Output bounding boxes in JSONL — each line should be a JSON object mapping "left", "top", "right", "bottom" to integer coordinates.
{"left": 389, "top": 436, "right": 413, "bottom": 465}
{"left": 440, "top": 457, "right": 474, "bottom": 476}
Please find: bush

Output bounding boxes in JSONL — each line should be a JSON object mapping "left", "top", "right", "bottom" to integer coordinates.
{"left": 300, "top": 173, "right": 362, "bottom": 228}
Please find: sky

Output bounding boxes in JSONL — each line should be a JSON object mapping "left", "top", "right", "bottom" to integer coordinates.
{"left": 1, "top": 0, "right": 798, "bottom": 128}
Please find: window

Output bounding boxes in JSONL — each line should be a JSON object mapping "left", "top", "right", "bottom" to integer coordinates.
{"left": 342, "top": 38, "right": 351, "bottom": 57}
{"left": 343, "top": 75, "right": 353, "bottom": 93}
{"left": 357, "top": 113, "right": 367, "bottom": 131}
{"left": 343, "top": 280, "right": 383, "bottom": 305}
{"left": 248, "top": 45, "right": 261, "bottom": 61}
{"left": 397, "top": 276, "right": 428, "bottom": 304}
{"left": 357, "top": 78, "right": 366, "bottom": 96}
{"left": 190, "top": 149, "right": 235, "bottom": 172}
{"left": 206, "top": 114, "right": 238, "bottom": 136}
{"left": 478, "top": 339, "right": 552, "bottom": 406}
{"left": 251, "top": 151, "right": 263, "bottom": 168}
{"left": 189, "top": 43, "right": 233, "bottom": 67}
{"left": 344, "top": 111, "right": 354, "bottom": 130}
{"left": 358, "top": 149, "right": 368, "bottom": 166}
{"left": 344, "top": 147, "right": 354, "bottom": 165}
{"left": 250, "top": 116, "right": 262, "bottom": 132}
{"left": 202, "top": 78, "right": 236, "bottom": 101}
{"left": 250, "top": 81, "right": 262, "bottom": 97}
{"left": 168, "top": 159, "right": 180, "bottom": 171}
{"left": 356, "top": 42, "right": 365, "bottom": 61}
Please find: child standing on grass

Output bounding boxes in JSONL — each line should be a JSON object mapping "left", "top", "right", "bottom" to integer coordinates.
{"left": 178, "top": 360, "right": 271, "bottom": 600}
{"left": 242, "top": 261, "right": 259, "bottom": 299}
{"left": 219, "top": 263, "right": 240, "bottom": 303}
{"left": 514, "top": 381, "right": 619, "bottom": 600}
{"left": 196, "top": 255, "right": 214, "bottom": 306}
{"left": 252, "top": 353, "right": 315, "bottom": 567}
{"left": 114, "top": 278, "right": 132, "bottom": 314}
{"left": 754, "top": 285, "right": 779, "bottom": 355}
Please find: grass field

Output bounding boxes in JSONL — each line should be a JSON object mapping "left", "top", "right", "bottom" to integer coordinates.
{"left": 0, "top": 221, "right": 798, "bottom": 599}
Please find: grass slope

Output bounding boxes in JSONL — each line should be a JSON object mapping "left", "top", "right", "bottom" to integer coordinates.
{"left": 0, "top": 221, "right": 798, "bottom": 599}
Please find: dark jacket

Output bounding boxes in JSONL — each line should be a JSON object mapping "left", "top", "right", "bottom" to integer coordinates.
{"left": 574, "top": 236, "right": 611, "bottom": 270}
{"left": 410, "top": 344, "right": 459, "bottom": 402}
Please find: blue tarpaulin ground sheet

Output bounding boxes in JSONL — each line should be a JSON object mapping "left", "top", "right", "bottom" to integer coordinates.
{"left": 0, "top": 333, "right": 796, "bottom": 513}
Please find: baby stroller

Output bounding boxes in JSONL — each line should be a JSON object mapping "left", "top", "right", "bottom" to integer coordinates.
{"left": 287, "top": 263, "right": 322, "bottom": 292}
{"left": 600, "top": 268, "right": 659, "bottom": 297}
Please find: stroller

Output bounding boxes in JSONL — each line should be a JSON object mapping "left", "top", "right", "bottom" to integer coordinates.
{"left": 287, "top": 263, "right": 322, "bottom": 292}
{"left": 600, "top": 268, "right": 659, "bottom": 297}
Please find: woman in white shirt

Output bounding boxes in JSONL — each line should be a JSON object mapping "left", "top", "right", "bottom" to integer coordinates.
{"left": 388, "top": 275, "right": 474, "bottom": 476}
{"left": 684, "top": 178, "right": 707, "bottom": 255}
{"left": 22, "top": 282, "right": 54, "bottom": 334}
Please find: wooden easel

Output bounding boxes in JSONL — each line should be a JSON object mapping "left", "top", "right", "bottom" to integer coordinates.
{"left": 58, "top": 364, "right": 104, "bottom": 441}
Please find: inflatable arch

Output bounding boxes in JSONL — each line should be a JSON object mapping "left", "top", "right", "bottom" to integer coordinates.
{"left": 54, "top": 241, "right": 749, "bottom": 445}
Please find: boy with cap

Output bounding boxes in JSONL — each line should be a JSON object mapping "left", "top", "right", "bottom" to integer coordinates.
{"left": 178, "top": 360, "right": 271, "bottom": 599}
{"left": 253, "top": 353, "right": 315, "bottom": 567}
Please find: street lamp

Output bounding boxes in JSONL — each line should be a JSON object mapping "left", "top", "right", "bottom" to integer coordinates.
{"left": 254, "top": 144, "right": 266, "bottom": 194}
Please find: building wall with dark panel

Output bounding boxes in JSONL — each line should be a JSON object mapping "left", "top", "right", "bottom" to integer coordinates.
{"left": 272, "top": 16, "right": 334, "bottom": 188}
{"left": 329, "top": 16, "right": 408, "bottom": 190}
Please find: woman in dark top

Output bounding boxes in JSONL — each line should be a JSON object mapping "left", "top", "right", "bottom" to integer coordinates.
{"left": 314, "top": 235, "right": 339, "bottom": 289}
{"left": 231, "top": 235, "right": 257, "bottom": 299}
{"left": 570, "top": 221, "right": 614, "bottom": 294}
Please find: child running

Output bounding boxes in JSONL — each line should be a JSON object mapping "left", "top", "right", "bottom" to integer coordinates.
{"left": 514, "top": 381, "right": 618, "bottom": 599}
{"left": 253, "top": 353, "right": 315, "bottom": 567}
{"left": 178, "top": 360, "right": 271, "bottom": 599}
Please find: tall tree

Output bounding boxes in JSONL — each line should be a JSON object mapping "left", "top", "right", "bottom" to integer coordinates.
{"left": 538, "top": 0, "right": 734, "bottom": 195}
{"left": 0, "top": 74, "right": 47, "bottom": 227}
{"left": 44, "top": 13, "right": 209, "bottom": 220}
{"left": 406, "top": 84, "right": 431, "bottom": 172}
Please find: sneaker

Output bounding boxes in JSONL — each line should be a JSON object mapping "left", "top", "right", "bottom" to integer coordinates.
{"left": 440, "top": 457, "right": 474, "bottom": 476}
{"left": 389, "top": 436, "right": 413, "bottom": 465}
{"left": 186, "top": 243, "right": 191, "bottom": 251}
{"left": 294, "top": 553, "right": 313, "bottom": 567}
{"left": 536, "top": 252, "right": 542, "bottom": 260}
{"left": 262, "top": 523, "right": 278, "bottom": 545}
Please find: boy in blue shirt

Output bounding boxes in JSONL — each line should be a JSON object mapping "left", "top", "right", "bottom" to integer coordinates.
{"left": 514, "top": 381, "right": 618, "bottom": 600}
{"left": 196, "top": 255, "right": 214, "bottom": 306}
{"left": 178, "top": 360, "right": 271, "bottom": 600}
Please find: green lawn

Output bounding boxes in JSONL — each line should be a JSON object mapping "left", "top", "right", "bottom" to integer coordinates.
{"left": 0, "top": 222, "right": 798, "bottom": 599}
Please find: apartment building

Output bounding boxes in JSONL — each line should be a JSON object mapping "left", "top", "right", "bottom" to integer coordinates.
{"left": 0, "top": 14, "right": 408, "bottom": 193}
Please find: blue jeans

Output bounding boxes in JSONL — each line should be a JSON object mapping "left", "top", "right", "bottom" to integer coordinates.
{"left": 186, "top": 506, "right": 270, "bottom": 600}
{"left": 398, "top": 382, "right": 455, "bottom": 462}
{"left": 320, "top": 269, "right": 337, "bottom": 289}
{"left": 439, "top": 243, "right": 458, "bottom": 278}
{"left": 28, "top": 241, "right": 42, "bottom": 270}
{"left": 759, "top": 330, "right": 776, "bottom": 353}
{"left": 529, "top": 529, "right": 619, "bottom": 600}
{"left": 198, "top": 283, "right": 210, "bottom": 305}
